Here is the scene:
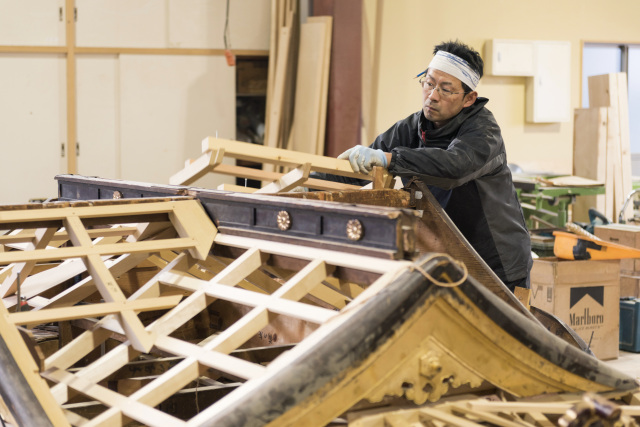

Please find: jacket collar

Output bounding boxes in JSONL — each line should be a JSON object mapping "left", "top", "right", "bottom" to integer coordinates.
{"left": 419, "top": 97, "right": 489, "bottom": 140}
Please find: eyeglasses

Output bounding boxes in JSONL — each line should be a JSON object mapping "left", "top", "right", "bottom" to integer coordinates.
{"left": 418, "top": 78, "right": 467, "bottom": 98}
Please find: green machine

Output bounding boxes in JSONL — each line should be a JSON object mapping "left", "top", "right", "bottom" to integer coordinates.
{"left": 513, "top": 176, "right": 606, "bottom": 257}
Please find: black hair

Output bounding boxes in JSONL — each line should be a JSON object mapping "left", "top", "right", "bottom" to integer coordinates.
{"left": 433, "top": 40, "right": 484, "bottom": 93}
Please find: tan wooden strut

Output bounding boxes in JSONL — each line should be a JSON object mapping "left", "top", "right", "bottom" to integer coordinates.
{"left": 9, "top": 295, "right": 182, "bottom": 327}
{"left": 169, "top": 138, "right": 394, "bottom": 192}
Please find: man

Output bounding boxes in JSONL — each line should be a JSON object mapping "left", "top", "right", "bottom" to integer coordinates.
{"left": 338, "top": 40, "right": 532, "bottom": 291}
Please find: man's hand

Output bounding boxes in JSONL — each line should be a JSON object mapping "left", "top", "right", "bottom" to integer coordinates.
{"left": 338, "top": 146, "right": 388, "bottom": 174}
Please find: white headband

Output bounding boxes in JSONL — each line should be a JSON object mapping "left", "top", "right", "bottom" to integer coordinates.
{"left": 426, "top": 51, "right": 480, "bottom": 90}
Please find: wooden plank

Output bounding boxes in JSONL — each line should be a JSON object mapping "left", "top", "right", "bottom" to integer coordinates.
{"left": 588, "top": 73, "right": 630, "bottom": 221}
{"left": 64, "top": 215, "right": 155, "bottom": 353}
{"left": 0, "top": 200, "right": 188, "bottom": 223}
{"left": 290, "top": 19, "right": 332, "bottom": 155}
{"left": 203, "top": 307, "right": 271, "bottom": 355}
{"left": 202, "top": 137, "right": 369, "bottom": 179}
{"left": 149, "top": 249, "right": 265, "bottom": 335}
{"left": 209, "top": 163, "right": 363, "bottom": 191}
{"left": 216, "top": 183, "right": 257, "bottom": 193}
{"left": 9, "top": 295, "right": 182, "bottom": 326}
{"left": 168, "top": 149, "right": 224, "bottom": 186}
{"left": 74, "top": 47, "right": 268, "bottom": 56}
{"left": 0, "top": 302, "right": 69, "bottom": 425}
{"left": 0, "top": 45, "right": 67, "bottom": 53}
{"left": 44, "top": 327, "right": 114, "bottom": 372}
{"left": 264, "top": 26, "right": 292, "bottom": 151}
{"left": 66, "top": 0, "right": 77, "bottom": 174}
{"left": 609, "top": 74, "right": 625, "bottom": 221}
{"left": 43, "top": 368, "right": 185, "bottom": 427}
{"left": 371, "top": 166, "right": 393, "bottom": 189}
{"left": 93, "top": 360, "right": 200, "bottom": 424}
{"left": 255, "top": 163, "right": 311, "bottom": 193}
{"left": 263, "top": 0, "right": 279, "bottom": 146}
{"left": 0, "top": 238, "right": 195, "bottom": 265}
{"left": 0, "top": 226, "right": 57, "bottom": 297}
{"left": 417, "top": 408, "right": 481, "bottom": 427}
{"left": 155, "top": 336, "right": 266, "bottom": 380}
{"left": 279, "top": 3, "right": 298, "bottom": 155}
{"left": 159, "top": 272, "right": 336, "bottom": 324}
{"left": 214, "top": 233, "right": 409, "bottom": 275}
{"left": 308, "top": 16, "right": 333, "bottom": 156}
{"left": 0, "top": 226, "right": 136, "bottom": 245}
{"left": 16, "top": 237, "right": 146, "bottom": 307}
{"left": 617, "top": 72, "right": 633, "bottom": 220}
{"left": 168, "top": 200, "right": 217, "bottom": 260}
{"left": 448, "top": 403, "right": 524, "bottom": 427}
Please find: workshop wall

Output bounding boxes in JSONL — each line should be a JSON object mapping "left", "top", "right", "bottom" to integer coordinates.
{"left": 0, "top": 0, "right": 269, "bottom": 204}
{"left": 363, "top": 0, "right": 640, "bottom": 175}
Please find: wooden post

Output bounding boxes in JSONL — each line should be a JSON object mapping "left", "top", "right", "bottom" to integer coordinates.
{"left": 65, "top": 0, "right": 77, "bottom": 174}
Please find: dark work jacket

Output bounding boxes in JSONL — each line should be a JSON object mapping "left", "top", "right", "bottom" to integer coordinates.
{"left": 372, "top": 97, "right": 532, "bottom": 283}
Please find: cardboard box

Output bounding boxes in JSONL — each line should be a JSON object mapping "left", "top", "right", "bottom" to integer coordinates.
{"left": 621, "top": 274, "right": 640, "bottom": 298}
{"left": 594, "top": 224, "right": 640, "bottom": 272}
{"left": 531, "top": 257, "right": 620, "bottom": 360}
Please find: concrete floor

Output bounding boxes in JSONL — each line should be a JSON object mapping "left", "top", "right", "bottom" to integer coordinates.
{"left": 604, "top": 350, "right": 640, "bottom": 380}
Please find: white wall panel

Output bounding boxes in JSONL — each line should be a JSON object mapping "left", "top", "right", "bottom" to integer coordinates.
{"left": 119, "top": 54, "right": 235, "bottom": 187}
{"left": 0, "top": 54, "right": 64, "bottom": 204}
{"left": 76, "top": 0, "right": 166, "bottom": 48}
{"left": 0, "top": 0, "right": 64, "bottom": 46}
{"left": 168, "top": 0, "right": 270, "bottom": 50}
{"left": 77, "top": 55, "right": 119, "bottom": 179}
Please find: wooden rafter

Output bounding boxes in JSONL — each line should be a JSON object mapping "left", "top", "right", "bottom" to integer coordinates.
{"left": 169, "top": 138, "right": 393, "bottom": 192}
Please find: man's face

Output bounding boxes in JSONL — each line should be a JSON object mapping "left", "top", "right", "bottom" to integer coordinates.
{"left": 421, "top": 68, "right": 476, "bottom": 128}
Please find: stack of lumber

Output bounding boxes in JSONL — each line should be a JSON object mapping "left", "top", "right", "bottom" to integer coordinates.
{"left": 264, "top": 0, "right": 333, "bottom": 161}
{"left": 573, "top": 72, "right": 632, "bottom": 222}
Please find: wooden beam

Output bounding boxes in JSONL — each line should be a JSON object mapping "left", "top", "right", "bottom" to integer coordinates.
{"left": 0, "top": 239, "right": 196, "bottom": 265}
{"left": 255, "top": 163, "right": 311, "bottom": 193}
{"left": 74, "top": 47, "right": 268, "bottom": 56}
{"left": 264, "top": 26, "right": 292, "bottom": 152}
{"left": 168, "top": 201, "right": 217, "bottom": 260}
{"left": 201, "top": 137, "right": 369, "bottom": 179}
{"left": 159, "top": 272, "right": 336, "bottom": 324}
{"left": 0, "top": 303, "right": 69, "bottom": 425}
{"left": 0, "top": 227, "right": 57, "bottom": 297}
{"left": 0, "top": 45, "right": 268, "bottom": 57}
{"left": 194, "top": 162, "right": 363, "bottom": 191}
{"left": 66, "top": 0, "right": 77, "bottom": 174}
{"left": 0, "top": 45, "right": 68, "bottom": 53}
{"left": 0, "top": 226, "right": 137, "bottom": 245}
{"left": 64, "top": 215, "right": 155, "bottom": 353}
{"left": 155, "top": 336, "right": 266, "bottom": 380}
{"left": 9, "top": 295, "right": 182, "bottom": 326}
{"left": 169, "top": 149, "right": 224, "bottom": 186}
{"left": 43, "top": 368, "right": 185, "bottom": 426}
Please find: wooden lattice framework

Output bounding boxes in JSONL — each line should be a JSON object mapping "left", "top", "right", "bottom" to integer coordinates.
{"left": 169, "top": 138, "right": 394, "bottom": 192}
{"left": 0, "top": 196, "right": 637, "bottom": 426}
{"left": 0, "top": 197, "right": 411, "bottom": 425}
{"left": 349, "top": 393, "right": 640, "bottom": 426}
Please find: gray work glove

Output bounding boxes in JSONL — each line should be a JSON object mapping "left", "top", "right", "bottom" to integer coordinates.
{"left": 338, "top": 146, "right": 388, "bottom": 174}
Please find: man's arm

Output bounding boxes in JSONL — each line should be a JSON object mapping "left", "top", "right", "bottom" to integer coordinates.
{"left": 388, "top": 114, "right": 504, "bottom": 189}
